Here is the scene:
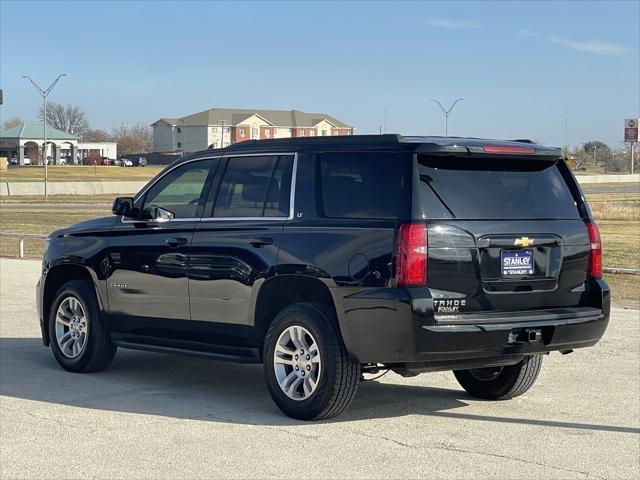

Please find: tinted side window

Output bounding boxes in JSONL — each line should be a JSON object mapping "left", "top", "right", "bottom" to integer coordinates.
{"left": 319, "top": 152, "right": 410, "bottom": 219}
{"left": 417, "top": 156, "right": 580, "bottom": 220}
{"left": 214, "top": 155, "right": 294, "bottom": 218}
{"left": 143, "top": 159, "right": 215, "bottom": 219}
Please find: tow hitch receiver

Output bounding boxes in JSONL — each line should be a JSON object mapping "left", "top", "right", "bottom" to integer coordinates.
{"left": 508, "top": 328, "right": 543, "bottom": 344}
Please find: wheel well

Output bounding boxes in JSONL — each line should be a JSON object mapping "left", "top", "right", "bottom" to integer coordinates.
{"left": 254, "top": 275, "right": 339, "bottom": 354}
{"left": 42, "top": 264, "right": 94, "bottom": 344}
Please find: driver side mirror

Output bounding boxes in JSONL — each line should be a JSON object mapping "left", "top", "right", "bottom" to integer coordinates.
{"left": 112, "top": 197, "right": 135, "bottom": 217}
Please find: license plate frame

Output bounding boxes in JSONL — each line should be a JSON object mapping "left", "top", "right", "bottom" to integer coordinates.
{"left": 501, "top": 249, "right": 534, "bottom": 277}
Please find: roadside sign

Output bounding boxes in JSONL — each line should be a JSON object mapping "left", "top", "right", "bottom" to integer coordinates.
{"left": 625, "top": 118, "right": 639, "bottom": 143}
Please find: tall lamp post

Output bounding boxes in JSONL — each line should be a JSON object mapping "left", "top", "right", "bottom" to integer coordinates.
{"left": 431, "top": 98, "right": 464, "bottom": 136}
{"left": 218, "top": 120, "right": 229, "bottom": 148}
{"left": 22, "top": 74, "right": 66, "bottom": 197}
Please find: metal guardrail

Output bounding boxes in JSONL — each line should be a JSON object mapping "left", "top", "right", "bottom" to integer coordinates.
{"left": 602, "top": 267, "right": 640, "bottom": 275}
{"left": 0, "top": 232, "right": 47, "bottom": 258}
{"left": 0, "top": 231, "right": 639, "bottom": 274}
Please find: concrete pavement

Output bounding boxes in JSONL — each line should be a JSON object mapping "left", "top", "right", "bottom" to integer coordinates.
{"left": 1, "top": 258, "right": 638, "bottom": 479}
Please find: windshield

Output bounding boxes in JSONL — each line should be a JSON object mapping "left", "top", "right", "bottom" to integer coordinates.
{"left": 417, "top": 156, "right": 580, "bottom": 220}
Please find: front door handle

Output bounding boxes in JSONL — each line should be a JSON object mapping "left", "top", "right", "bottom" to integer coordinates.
{"left": 166, "top": 237, "right": 188, "bottom": 248}
{"left": 249, "top": 237, "right": 273, "bottom": 248}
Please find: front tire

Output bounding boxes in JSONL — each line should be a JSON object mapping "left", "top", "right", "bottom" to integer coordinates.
{"left": 454, "top": 355, "right": 543, "bottom": 400}
{"left": 263, "top": 303, "right": 360, "bottom": 420}
{"left": 48, "top": 279, "right": 117, "bottom": 373}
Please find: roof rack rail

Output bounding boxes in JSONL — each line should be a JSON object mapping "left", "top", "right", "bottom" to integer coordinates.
{"left": 511, "top": 139, "right": 534, "bottom": 144}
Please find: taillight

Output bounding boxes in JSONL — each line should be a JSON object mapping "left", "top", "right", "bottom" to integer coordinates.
{"left": 587, "top": 221, "right": 602, "bottom": 279}
{"left": 396, "top": 223, "right": 427, "bottom": 287}
{"left": 483, "top": 145, "right": 535, "bottom": 154}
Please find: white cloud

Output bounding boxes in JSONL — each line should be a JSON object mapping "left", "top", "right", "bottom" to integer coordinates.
{"left": 427, "top": 19, "right": 482, "bottom": 29}
{"left": 520, "top": 29, "right": 627, "bottom": 57}
{"left": 547, "top": 36, "right": 627, "bottom": 57}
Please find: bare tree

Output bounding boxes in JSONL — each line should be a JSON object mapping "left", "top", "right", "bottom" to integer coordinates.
{"left": 83, "top": 129, "right": 112, "bottom": 142}
{"left": 1, "top": 117, "right": 23, "bottom": 130}
{"left": 39, "top": 102, "right": 89, "bottom": 136}
{"left": 110, "top": 123, "right": 153, "bottom": 156}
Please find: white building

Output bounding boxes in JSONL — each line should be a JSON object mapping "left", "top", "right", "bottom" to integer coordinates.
{"left": 152, "top": 108, "right": 353, "bottom": 154}
{"left": 0, "top": 124, "right": 117, "bottom": 165}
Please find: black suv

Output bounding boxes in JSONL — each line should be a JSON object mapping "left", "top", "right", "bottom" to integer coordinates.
{"left": 37, "top": 135, "right": 610, "bottom": 420}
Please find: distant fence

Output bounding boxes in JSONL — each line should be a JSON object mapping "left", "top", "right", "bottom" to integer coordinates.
{"left": 0, "top": 181, "right": 146, "bottom": 196}
{"left": 575, "top": 174, "right": 640, "bottom": 184}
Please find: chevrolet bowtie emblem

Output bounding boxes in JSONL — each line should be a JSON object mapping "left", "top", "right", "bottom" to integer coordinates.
{"left": 515, "top": 237, "right": 535, "bottom": 247}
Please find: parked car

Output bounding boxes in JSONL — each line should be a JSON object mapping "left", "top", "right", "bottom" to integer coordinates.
{"left": 10, "top": 157, "right": 31, "bottom": 165}
{"left": 121, "top": 158, "right": 133, "bottom": 167}
{"left": 37, "top": 135, "right": 610, "bottom": 420}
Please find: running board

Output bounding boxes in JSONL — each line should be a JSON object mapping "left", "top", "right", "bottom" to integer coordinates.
{"left": 112, "top": 335, "right": 261, "bottom": 363}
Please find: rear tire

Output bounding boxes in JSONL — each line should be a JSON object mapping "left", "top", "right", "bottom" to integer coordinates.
{"left": 454, "top": 355, "right": 543, "bottom": 400}
{"left": 263, "top": 302, "right": 360, "bottom": 420}
{"left": 48, "top": 279, "right": 117, "bottom": 373}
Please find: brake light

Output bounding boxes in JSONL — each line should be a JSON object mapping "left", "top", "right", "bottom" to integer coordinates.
{"left": 396, "top": 223, "right": 427, "bottom": 287}
{"left": 587, "top": 221, "right": 602, "bottom": 279}
{"left": 483, "top": 145, "right": 535, "bottom": 154}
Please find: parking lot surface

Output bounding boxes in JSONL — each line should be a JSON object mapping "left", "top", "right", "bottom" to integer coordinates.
{"left": 1, "top": 258, "right": 638, "bottom": 479}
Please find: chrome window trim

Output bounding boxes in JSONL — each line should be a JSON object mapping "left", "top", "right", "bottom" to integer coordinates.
{"left": 120, "top": 152, "right": 297, "bottom": 224}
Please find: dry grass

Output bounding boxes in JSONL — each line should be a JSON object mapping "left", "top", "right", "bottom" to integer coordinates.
{"left": 589, "top": 202, "right": 640, "bottom": 220}
{"left": 0, "top": 165, "right": 163, "bottom": 182}
{"left": 604, "top": 273, "right": 640, "bottom": 309}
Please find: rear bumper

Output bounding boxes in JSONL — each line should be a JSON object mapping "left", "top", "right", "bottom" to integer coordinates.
{"left": 338, "top": 279, "right": 610, "bottom": 365}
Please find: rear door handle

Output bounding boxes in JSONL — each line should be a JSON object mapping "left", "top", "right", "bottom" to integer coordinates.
{"left": 166, "top": 237, "right": 188, "bottom": 248}
{"left": 249, "top": 237, "right": 273, "bottom": 248}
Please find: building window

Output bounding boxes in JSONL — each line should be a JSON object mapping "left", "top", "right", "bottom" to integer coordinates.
{"left": 239, "top": 128, "right": 246, "bottom": 136}
{"left": 322, "top": 130, "right": 328, "bottom": 136}
{"left": 264, "top": 129, "right": 270, "bottom": 137}
{"left": 177, "top": 127, "right": 182, "bottom": 133}
{"left": 310, "top": 130, "right": 315, "bottom": 137}
{"left": 299, "top": 129, "right": 305, "bottom": 137}
{"left": 224, "top": 142, "right": 230, "bottom": 147}
{"left": 252, "top": 127, "right": 259, "bottom": 138}
{"left": 211, "top": 127, "right": 218, "bottom": 133}
{"left": 177, "top": 142, "right": 182, "bottom": 148}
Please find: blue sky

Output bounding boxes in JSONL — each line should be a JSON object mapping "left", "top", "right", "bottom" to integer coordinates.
{"left": 1, "top": 0, "right": 638, "bottom": 147}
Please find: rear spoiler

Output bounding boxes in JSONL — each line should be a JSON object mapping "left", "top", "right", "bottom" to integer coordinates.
{"left": 415, "top": 142, "right": 562, "bottom": 159}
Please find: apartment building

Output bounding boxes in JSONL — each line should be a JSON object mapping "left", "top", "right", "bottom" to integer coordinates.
{"left": 152, "top": 108, "right": 352, "bottom": 153}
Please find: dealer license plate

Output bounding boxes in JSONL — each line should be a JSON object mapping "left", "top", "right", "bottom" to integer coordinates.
{"left": 501, "top": 250, "right": 534, "bottom": 276}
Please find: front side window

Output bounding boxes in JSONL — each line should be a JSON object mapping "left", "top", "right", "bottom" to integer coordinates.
{"left": 319, "top": 152, "right": 410, "bottom": 219}
{"left": 142, "top": 159, "right": 215, "bottom": 219}
{"left": 214, "top": 155, "right": 294, "bottom": 218}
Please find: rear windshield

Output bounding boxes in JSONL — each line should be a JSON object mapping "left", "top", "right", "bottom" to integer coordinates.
{"left": 417, "top": 156, "right": 580, "bottom": 220}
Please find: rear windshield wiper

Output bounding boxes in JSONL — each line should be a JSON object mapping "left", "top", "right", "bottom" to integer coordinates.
{"left": 420, "top": 174, "right": 456, "bottom": 219}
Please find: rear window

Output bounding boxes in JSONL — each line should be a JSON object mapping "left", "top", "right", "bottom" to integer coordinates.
{"left": 417, "top": 156, "right": 580, "bottom": 220}
{"left": 319, "top": 152, "right": 410, "bottom": 219}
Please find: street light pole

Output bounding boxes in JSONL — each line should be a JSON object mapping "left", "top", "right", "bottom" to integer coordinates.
{"left": 22, "top": 74, "right": 66, "bottom": 197}
{"left": 218, "top": 120, "right": 227, "bottom": 148}
{"left": 431, "top": 98, "right": 464, "bottom": 136}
